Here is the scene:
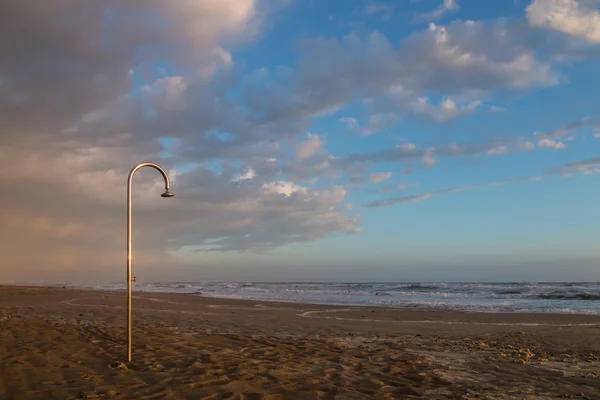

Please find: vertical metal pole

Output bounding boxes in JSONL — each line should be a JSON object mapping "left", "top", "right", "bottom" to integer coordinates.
{"left": 126, "top": 162, "right": 173, "bottom": 363}
{"left": 127, "top": 172, "right": 133, "bottom": 362}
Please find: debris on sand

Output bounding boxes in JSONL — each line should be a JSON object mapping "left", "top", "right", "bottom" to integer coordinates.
{"left": 108, "top": 361, "right": 128, "bottom": 370}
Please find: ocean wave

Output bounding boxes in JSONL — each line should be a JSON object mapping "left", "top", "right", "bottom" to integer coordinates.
{"left": 534, "top": 293, "right": 600, "bottom": 301}
{"left": 373, "top": 291, "right": 391, "bottom": 296}
{"left": 334, "top": 283, "right": 374, "bottom": 289}
{"left": 402, "top": 284, "right": 440, "bottom": 290}
{"left": 497, "top": 290, "right": 523, "bottom": 295}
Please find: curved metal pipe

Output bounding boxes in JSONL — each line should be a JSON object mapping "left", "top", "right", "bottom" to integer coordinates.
{"left": 127, "top": 162, "right": 174, "bottom": 362}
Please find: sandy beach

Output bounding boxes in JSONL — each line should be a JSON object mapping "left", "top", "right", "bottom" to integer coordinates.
{"left": 1, "top": 286, "right": 599, "bottom": 399}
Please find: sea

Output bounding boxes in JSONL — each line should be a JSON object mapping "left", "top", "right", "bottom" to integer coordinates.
{"left": 24, "top": 281, "right": 600, "bottom": 315}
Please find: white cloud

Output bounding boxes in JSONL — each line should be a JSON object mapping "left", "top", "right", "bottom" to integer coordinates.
{"left": 551, "top": 157, "right": 600, "bottom": 175}
{"left": 416, "top": 0, "right": 460, "bottom": 22}
{"left": 262, "top": 181, "right": 306, "bottom": 197}
{"left": 296, "top": 133, "right": 325, "bottom": 160}
{"left": 422, "top": 150, "right": 438, "bottom": 168}
{"left": 141, "top": 76, "right": 188, "bottom": 110}
{"left": 265, "top": 157, "right": 278, "bottom": 167}
{"left": 369, "top": 172, "right": 393, "bottom": 183}
{"left": 275, "top": 19, "right": 559, "bottom": 133}
{"left": 410, "top": 96, "right": 481, "bottom": 121}
{"left": 232, "top": 167, "right": 257, "bottom": 182}
{"left": 340, "top": 117, "right": 373, "bottom": 135}
{"left": 340, "top": 117, "right": 359, "bottom": 129}
{"left": 199, "top": 47, "right": 235, "bottom": 80}
{"left": 526, "top": 0, "right": 600, "bottom": 43}
{"left": 538, "top": 138, "right": 566, "bottom": 149}
{"left": 412, "top": 22, "right": 559, "bottom": 89}
{"left": 530, "top": 118, "right": 597, "bottom": 151}
{"left": 488, "top": 145, "right": 509, "bottom": 155}
{"left": 367, "top": 176, "right": 541, "bottom": 208}
{"left": 519, "top": 141, "right": 536, "bottom": 151}
{"left": 336, "top": 119, "right": 593, "bottom": 171}
{"left": 0, "top": 0, "right": 264, "bottom": 143}
{"left": 0, "top": 1, "right": 367, "bottom": 280}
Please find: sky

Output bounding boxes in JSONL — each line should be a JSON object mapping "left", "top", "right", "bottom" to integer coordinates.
{"left": 0, "top": 0, "right": 599, "bottom": 283}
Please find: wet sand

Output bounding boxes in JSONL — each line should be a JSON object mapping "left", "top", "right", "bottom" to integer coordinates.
{"left": 1, "top": 285, "right": 599, "bottom": 399}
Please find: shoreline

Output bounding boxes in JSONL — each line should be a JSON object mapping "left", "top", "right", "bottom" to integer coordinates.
{"left": 5, "top": 284, "right": 600, "bottom": 331}
{"left": 3, "top": 283, "right": 600, "bottom": 319}
{"left": 3, "top": 285, "right": 600, "bottom": 399}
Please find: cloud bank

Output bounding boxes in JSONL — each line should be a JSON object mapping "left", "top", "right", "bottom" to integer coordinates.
{"left": 0, "top": 0, "right": 598, "bottom": 281}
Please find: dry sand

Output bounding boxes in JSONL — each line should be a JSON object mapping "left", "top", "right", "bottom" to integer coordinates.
{"left": 1, "top": 285, "right": 599, "bottom": 399}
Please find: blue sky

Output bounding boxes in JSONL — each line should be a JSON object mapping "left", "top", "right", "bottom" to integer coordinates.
{"left": 0, "top": 0, "right": 599, "bottom": 282}
{"left": 170, "top": 0, "right": 600, "bottom": 281}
